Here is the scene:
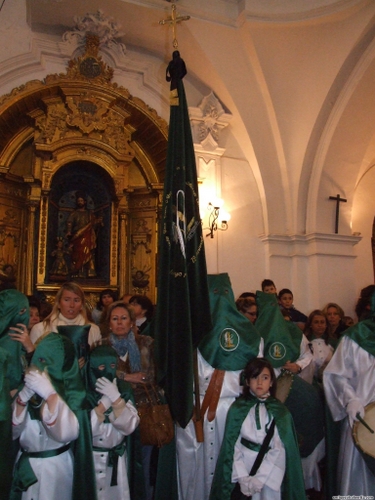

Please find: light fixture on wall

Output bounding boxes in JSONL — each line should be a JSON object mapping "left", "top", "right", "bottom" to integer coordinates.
{"left": 205, "top": 199, "right": 231, "bottom": 238}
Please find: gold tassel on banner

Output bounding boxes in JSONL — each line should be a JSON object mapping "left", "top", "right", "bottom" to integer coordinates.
{"left": 170, "top": 88, "right": 179, "bottom": 106}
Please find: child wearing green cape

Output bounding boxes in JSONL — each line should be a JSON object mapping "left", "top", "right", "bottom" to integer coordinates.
{"left": 210, "top": 358, "right": 306, "bottom": 500}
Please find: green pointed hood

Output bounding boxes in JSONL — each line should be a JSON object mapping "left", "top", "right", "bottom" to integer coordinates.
{"left": 0, "top": 289, "right": 30, "bottom": 389}
{"left": 56, "top": 324, "right": 91, "bottom": 362}
{"left": 344, "top": 289, "right": 375, "bottom": 357}
{"left": 198, "top": 274, "right": 261, "bottom": 370}
{"left": 31, "top": 333, "right": 86, "bottom": 411}
{"left": 255, "top": 291, "right": 302, "bottom": 368}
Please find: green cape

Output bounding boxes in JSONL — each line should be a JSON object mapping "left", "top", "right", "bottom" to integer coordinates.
{"left": 0, "top": 289, "right": 30, "bottom": 390}
{"left": 255, "top": 292, "right": 301, "bottom": 368}
{"left": 344, "top": 317, "right": 375, "bottom": 357}
{"left": 199, "top": 274, "right": 261, "bottom": 370}
{"left": 209, "top": 395, "right": 306, "bottom": 500}
{"left": 0, "top": 347, "right": 13, "bottom": 499}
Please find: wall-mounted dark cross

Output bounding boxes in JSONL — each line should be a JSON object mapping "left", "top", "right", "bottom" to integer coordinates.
{"left": 329, "top": 193, "right": 347, "bottom": 234}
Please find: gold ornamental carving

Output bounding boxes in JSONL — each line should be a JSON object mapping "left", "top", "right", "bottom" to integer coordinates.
{"left": 66, "top": 93, "right": 108, "bottom": 134}
{"left": 34, "top": 92, "right": 134, "bottom": 160}
{"left": 2, "top": 209, "right": 20, "bottom": 226}
{"left": 131, "top": 218, "right": 152, "bottom": 255}
{"left": 0, "top": 230, "right": 19, "bottom": 249}
{"left": 66, "top": 33, "right": 114, "bottom": 84}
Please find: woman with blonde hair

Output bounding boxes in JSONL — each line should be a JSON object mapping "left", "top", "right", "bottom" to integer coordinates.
{"left": 30, "top": 282, "right": 101, "bottom": 349}
{"left": 322, "top": 302, "right": 347, "bottom": 346}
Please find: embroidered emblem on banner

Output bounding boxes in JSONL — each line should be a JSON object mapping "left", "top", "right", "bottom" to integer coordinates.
{"left": 269, "top": 342, "right": 286, "bottom": 360}
{"left": 219, "top": 328, "right": 240, "bottom": 351}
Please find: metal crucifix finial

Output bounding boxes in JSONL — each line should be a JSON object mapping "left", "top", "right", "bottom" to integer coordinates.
{"left": 159, "top": 2, "right": 190, "bottom": 49}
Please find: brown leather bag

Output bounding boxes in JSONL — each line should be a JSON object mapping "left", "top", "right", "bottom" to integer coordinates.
{"left": 136, "top": 385, "right": 174, "bottom": 447}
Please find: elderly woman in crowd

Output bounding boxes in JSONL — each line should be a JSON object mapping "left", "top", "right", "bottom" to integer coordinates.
{"left": 94, "top": 300, "right": 155, "bottom": 500}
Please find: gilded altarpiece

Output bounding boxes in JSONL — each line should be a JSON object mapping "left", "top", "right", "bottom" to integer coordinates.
{"left": 0, "top": 181, "right": 28, "bottom": 291}
{"left": 128, "top": 192, "right": 159, "bottom": 297}
{"left": 0, "top": 35, "right": 167, "bottom": 304}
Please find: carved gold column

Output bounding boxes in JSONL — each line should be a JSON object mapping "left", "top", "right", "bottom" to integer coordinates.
{"left": 36, "top": 193, "right": 49, "bottom": 286}
{"left": 110, "top": 202, "right": 119, "bottom": 287}
{"left": 119, "top": 211, "right": 128, "bottom": 297}
{"left": 25, "top": 202, "right": 38, "bottom": 295}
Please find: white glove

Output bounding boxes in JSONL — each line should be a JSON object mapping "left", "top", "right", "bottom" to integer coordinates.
{"left": 17, "top": 384, "right": 35, "bottom": 404}
{"left": 24, "top": 371, "right": 56, "bottom": 401}
{"left": 346, "top": 398, "right": 365, "bottom": 426}
{"left": 238, "top": 476, "right": 263, "bottom": 496}
{"left": 98, "top": 395, "right": 112, "bottom": 411}
{"left": 95, "top": 377, "right": 121, "bottom": 403}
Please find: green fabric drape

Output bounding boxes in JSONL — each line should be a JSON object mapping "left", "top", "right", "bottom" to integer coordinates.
{"left": 0, "top": 289, "right": 30, "bottom": 390}
{"left": 0, "top": 347, "right": 13, "bottom": 499}
{"left": 199, "top": 274, "right": 261, "bottom": 371}
{"left": 282, "top": 375, "right": 325, "bottom": 458}
{"left": 153, "top": 51, "right": 212, "bottom": 429}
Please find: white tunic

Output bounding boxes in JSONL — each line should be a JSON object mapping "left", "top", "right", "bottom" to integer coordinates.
{"left": 30, "top": 313, "right": 101, "bottom": 347}
{"left": 176, "top": 343, "right": 263, "bottom": 500}
{"left": 323, "top": 335, "right": 375, "bottom": 495}
{"left": 309, "top": 338, "right": 333, "bottom": 378}
{"left": 232, "top": 403, "right": 286, "bottom": 500}
{"left": 91, "top": 399, "right": 140, "bottom": 500}
{"left": 12, "top": 397, "right": 79, "bottom": 500}
{"left": 274, "top": 334, "right": 314, "bottom": 383}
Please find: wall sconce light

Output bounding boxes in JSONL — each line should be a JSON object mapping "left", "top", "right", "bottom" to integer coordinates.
{"left": 205, "top": 199, "right": 231, "bottom": 238}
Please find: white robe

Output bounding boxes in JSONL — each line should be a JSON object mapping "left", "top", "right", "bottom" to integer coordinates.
{"left": 30, "top": 313, "right": 101, "bottom": 347}
{"left": 273, "top": 334, "right": 314, "bottom": 383}
{"left": 91, "top": 399, "right": 140, "bottom": 500}
{"left": 176, "top": 343, "right": 263, "bottom": 500}
{"left": 12, "top": 396, "right": 79, "bottom": 500}
{"left": 323, "top": 335, "right": 375, "bottom": 495}
{"left": 232, "top": 403, "right": 286, "bottom": 500}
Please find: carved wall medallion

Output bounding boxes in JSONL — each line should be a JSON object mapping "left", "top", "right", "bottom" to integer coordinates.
{"left": 79, "top": 56, "right": 102, "bottom": 79}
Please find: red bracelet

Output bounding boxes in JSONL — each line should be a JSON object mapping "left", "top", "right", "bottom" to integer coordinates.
{"left": 16, "top": 396, "right": 27, "bottom": 406}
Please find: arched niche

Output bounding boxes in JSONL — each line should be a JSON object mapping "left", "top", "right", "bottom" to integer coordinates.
{"left": 47, "top": 161, "right": 114, "bottom": 283}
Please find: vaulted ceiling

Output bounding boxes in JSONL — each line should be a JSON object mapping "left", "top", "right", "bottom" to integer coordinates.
{"left": 3, "top": 0, "right": 375, "bottom": 235}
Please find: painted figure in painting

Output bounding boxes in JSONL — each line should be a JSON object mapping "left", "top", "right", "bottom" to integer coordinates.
{"left": 66, "top": 191, "right": 102, "bottom": 278}
{"left": 0, "top": 264, "right": 16, "bottom": 291}
{"left": 50, "top": 237, "right": 69, "bottom": 277}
